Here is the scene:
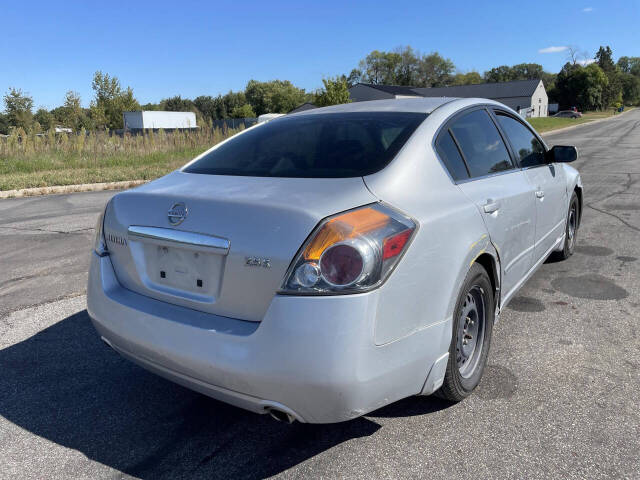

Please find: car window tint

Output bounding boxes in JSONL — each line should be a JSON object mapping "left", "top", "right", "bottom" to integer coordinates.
{"left": 436, "top": 130, "right": 469, "bottom": 181}
{"left": 495, "top": 113, "right": 546, "bottom": 167}
{"left": 184, "top": 112, "right": 426, "bottom": 178}
{"left": 449, "top": 109, "right": 513, "bottom": 178}
{"left": 380, "top": 126, "right": 405, "bottom": 149}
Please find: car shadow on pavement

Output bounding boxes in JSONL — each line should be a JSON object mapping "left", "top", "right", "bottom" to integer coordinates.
{"left": 0, "top": 309, "right": 450, "bottom": 479}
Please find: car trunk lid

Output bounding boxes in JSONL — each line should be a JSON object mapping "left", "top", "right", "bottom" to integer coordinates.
{"left": 103, "top": 171, "right": 378, "bottom": 321}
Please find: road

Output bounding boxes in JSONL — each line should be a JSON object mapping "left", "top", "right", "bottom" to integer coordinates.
{"left": 1, "top": 110, "right": 639, "bottom": 479}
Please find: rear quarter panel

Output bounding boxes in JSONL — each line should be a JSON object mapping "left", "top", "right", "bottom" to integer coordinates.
{"left": 364, "top": 100, "right": 497, "bottom": 345}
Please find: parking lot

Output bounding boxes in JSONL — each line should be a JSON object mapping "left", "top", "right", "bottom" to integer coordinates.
{"left": 1, "top": 110, "right": 639, "bottom": 479}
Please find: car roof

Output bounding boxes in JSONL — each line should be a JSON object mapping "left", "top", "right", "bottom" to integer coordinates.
{"left": 288, "top": 97, "right": 461, "bottom": 116}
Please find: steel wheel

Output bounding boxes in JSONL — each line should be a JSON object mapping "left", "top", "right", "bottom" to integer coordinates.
{"left": 455, "top": 286, "right": 486, "bottom": 379}
{"left": 437, "top": 263, "right": 494, "bottom": 402}
{"left": 567, "top": 202, "right": 578, "bottom": 251}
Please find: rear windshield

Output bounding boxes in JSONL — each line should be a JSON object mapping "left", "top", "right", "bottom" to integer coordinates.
{"left": 183, "top": 112, "right": 427, "bottom": 178}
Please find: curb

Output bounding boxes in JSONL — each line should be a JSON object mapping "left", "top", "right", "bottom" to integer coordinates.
{"left": 0, "top": 180, "right": 148, "bottom": 200}
{"left": 541, "top": 108, "right": 635, "bottom": 137}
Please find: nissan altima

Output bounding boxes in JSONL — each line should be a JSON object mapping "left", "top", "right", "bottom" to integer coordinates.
{"left": 87, "top": 98, "right": 582, "bottom": 423}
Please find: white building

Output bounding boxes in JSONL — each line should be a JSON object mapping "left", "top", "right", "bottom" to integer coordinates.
{"left": 123, "top": 111, "right": 197, "bottom": 130}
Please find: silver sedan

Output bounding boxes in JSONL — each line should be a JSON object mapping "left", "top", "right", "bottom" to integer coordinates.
{"left": 87, "top": 98, "right": 582, "bottom": 423}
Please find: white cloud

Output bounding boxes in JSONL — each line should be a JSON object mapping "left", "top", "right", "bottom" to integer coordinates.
{"left": 578, "top": 58, "right": 596, "bottom": 65}
{"left": 583, "top": 7, "right": 594, "bottom": 12}
{"left": 539, "top": 46, "right": 569, "bottom": 54}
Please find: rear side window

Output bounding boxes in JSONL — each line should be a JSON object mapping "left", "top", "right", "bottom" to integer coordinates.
{"left": 184, "top": 112, "right": 427, "bottom": 178}
{"left": 436, "top": 130, "right": 469, "bottom": 181}
{"left": 495, "top": 113, "right": 546, "bottom": 168}
{"left": 449, "top": 110, "right": 513, "bottom": 178}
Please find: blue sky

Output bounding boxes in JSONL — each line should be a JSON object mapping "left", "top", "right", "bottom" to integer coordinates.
{"left": 1, "top": 0, "right": 638, "bottom": 109}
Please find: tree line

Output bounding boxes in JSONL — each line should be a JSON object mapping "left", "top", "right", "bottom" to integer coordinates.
{"left": 348, "top": 45, "right": 640, "bottom": 111}
{"left": 2, "top": 45, "right": 639, "bottom": 134}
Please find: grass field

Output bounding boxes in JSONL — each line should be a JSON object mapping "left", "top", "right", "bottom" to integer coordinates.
{"left": 0, "top": 127, "right": 241, "bottom": 191}
{"left": 527, "top": 108, "right": 634, "bottom": 133}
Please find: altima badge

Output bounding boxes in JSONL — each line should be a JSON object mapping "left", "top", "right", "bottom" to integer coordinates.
{"left": 168, "top": 202, "right": 188, "bottom": 226}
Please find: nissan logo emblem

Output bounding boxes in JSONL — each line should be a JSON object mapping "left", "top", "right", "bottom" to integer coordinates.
{"left": 168, "top": 202, "right": 188, "bottom": 226}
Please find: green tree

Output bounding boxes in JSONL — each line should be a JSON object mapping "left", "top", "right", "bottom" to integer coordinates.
{"left": 313, "top": 76, "right": 351, "bottom": 107}
{"left": 194, "top": 95, "right": 218, "bottom": 121}
{"left": 417, "top": 52, "right": 455, "bottom": 87}
{"left": 484, "top": 63, "right": 546, "bottom": 83}
{"left": 230, "top": 104, "right": 256, "bottom": 118}
{"left": 541, "top": 72, "right": 557, "bottom": 89}
{"left": 452, "top": 71, "right": 483, "bottom": 85}
{"left": 510, "top": 63, "right": 544, "bottom": 80}
{"left": 60, "top": 91, "right": 84, "bottom": 130}
{"left": 595, "top": 46, "right": 622, "bottom": 108}
{"left": 160, "top": 95, "right": 196, "bottom": 112}
{"left": 215, "top": 91, "right": 249, "bottom": 119}
{"left": 357, "top": 50, "right": 392, "bottom": 84}
{"left": 0, "top": 112, "right": 9, "bottom": 134}
{"left": 346, "top": 68, "right": 363, "bottom": 87}
{"left": 353, "top": 47, "right": 454, "bottom": 87}
{"left": 621, "top": 73, "right": 640, "bottom": 105}
{"left": 617, "top": 56, "right": 640, "bottom": 76}
{"left": 355, "top": 47, "right": 418, "bottom": 86}
{"left": 90, "top": 71, "right": 140, "bottom": 130}
{"left": 393, "top": 46, "right": 421, "bottom": 85}
{"left": 484, "top": 65, "right": 513, "bottom": 83}
{"left": 554, "top": 62, "right": 608, "bottom": 110}
{"left": 141, "top": 102, "right": 160, "bottom": 110}
{"left": 575, "top": 64, "right": 608, "bottom": 110}
{"left": 33, "top": 108, "right": 54, "bottom": 131}
{"left": 554, "top": 62, "right": 581, "bottom": 107}
{"left": 245, "top": 80, "right": 307, "bottom": 116}
{"left": 3, "top": 88, "right": 34, "bottom": 131}
{"left": 595, "top": 46, "right": 616, "bottom": 73}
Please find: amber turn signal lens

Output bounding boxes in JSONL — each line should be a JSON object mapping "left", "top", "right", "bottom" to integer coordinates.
{"left": 303, "top": 207, "right": 389, "bottom": 260}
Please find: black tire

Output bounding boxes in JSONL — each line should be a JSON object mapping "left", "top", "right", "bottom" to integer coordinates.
{"left": 553, "top": 191, "right": 580, "bottom": 261}
{"left": 437, "top": 263, "right": 494, "bottom": 402}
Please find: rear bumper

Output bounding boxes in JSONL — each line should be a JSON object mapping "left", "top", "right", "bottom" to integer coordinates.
{"left": 87, "top": 253, "right": 451, "bottom": 423}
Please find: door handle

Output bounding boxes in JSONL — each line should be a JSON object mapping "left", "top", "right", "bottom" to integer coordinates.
{"left": 535, "top": 190, "right": 545, "bottom": 199}
{"left": 483, "top": 201, "right": 500, "bottom": 214}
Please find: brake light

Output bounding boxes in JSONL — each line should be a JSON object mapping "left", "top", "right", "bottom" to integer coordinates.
{"left": 281, "top": 203, "right": 417, "bottom": 294}
{"left": 383, "top": 229, "right": 412, "bottom": 260}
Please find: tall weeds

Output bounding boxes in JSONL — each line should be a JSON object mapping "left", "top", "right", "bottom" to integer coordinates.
{"left": 0, "top": 127, "right": 241, "bottom": 160}
{"left": 0, "top": 127, "right": 243, "bottom": 190}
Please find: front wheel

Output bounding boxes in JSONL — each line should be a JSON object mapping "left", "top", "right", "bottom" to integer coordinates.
{"left": 437, "top": 263, "right": 494, "bottom": 402}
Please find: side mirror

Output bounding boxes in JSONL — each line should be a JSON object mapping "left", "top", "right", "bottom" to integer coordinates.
{"left": 546, "top": 145, "right": 578, "bottom": 163}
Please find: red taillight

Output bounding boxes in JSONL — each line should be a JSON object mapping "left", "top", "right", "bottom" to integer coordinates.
{"left": 382, "top": 229, "right": 413, "bottom": 260}
{"left": 281, "top": 203, "right": 417, "bottom": 294}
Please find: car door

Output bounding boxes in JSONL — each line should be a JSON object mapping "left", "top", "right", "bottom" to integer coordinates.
{"left": 439, "top": 108, "right": 536, "bottom": 300}
{"left": 493, "top": 111, "right": 568, "bottom": 262}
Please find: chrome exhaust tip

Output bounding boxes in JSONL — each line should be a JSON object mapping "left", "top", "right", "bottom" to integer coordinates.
{"left": 268, "top": 408, "right": 296, "bottom": 424}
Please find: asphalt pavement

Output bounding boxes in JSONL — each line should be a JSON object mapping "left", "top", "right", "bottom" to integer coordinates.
{"left": 1, "top": 110, "right": 639, "bottom": 479}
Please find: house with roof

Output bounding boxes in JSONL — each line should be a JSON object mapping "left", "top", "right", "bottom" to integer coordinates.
{"left": 288, "top": 102, "right": 318, "bottom": 114}
{"left": 348, "top": 79, "right": 549, "bottom": 117}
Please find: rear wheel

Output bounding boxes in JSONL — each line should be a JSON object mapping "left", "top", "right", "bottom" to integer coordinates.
{"left": 437, "top": 263, "right": 494, "bottom": 402}
{"left": 553, "top": 192, "right": 579, "bottom": 261}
